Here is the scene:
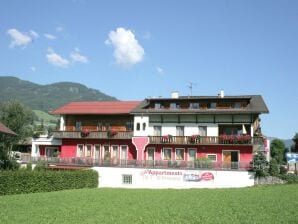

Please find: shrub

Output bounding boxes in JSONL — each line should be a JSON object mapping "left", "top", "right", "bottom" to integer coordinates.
{"left": 269, "top": 158, "right": 279, "bottom": 176}
{"left": 252, "top": 152, "right": 269, "bottom": 177}
{"left": 278, "top": 173, "right": 298, "bottom": 184}
{"left": 34, "top": 160, "right": 47, "bottom": 171}
{"left": 0, "top": 169, "right": 98, "bottom": 195}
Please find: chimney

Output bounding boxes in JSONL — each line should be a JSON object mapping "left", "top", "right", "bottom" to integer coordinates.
{"left": 171, "top": 91, "right": 179, "bottom": 99}
{"left": 220, "top": 90, "right": 224, "bottom": 98}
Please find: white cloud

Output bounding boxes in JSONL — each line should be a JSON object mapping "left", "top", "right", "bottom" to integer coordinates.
{"left": 70, "top": 48, "right": 88, "bottom": 63}
{"left": 7, "top": 28, "right": 38, "bottom": 48}
{"left": 29, "top": 30, "right": 39, "bottom": 39}
{"left": 56, "top": 26, "right": 63, "bottom": 32}
{"left": 156, "top": 66, "right": 164, "bottom": 75}
{"left": 44, "top": 33, "right": 57, "bottom": 40}
{"left": 105, "top": 27, "right": 145, "bottom": 67}
{"left": 46, "top": 48, "right": 69, "bottom": 68}
{"left": 30, "top": 66, "right": 36, "bottom": 72}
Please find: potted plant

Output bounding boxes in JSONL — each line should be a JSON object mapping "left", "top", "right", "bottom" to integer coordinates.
{"left": 190, "top": 134, "right": 200, "bottom": 143}
{"left": 80, "top": 129, "right": 90, "bottom": 137}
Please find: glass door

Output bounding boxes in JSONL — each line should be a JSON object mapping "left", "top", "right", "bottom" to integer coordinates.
{"left": 120, "top": 145, "right": 128, "bottom": 165}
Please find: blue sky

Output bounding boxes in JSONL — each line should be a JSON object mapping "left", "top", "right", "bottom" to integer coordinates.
{"left": 0, "top": 0, "right": 297, "bottom": 139}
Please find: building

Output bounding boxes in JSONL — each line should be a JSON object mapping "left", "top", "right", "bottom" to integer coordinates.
{"left": 32, "top": 91, "right": 269, "bottom": 171}
{"left": 0, "top": 122, "right": 16, "bottom": 136}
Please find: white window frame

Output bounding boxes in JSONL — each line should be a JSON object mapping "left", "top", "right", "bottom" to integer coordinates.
{"left": 111, "top": 145, "right": 119, "bottom": 160}
{"left": 206, "top": 154, "right": 217, "bottom": 161}
{"left": 102, "top": 145, "right": 110, "bottom": 160}
{"left": 175, "top": 148, "right": 185, "bottom": 160}
{"left": 162, "top": 148, "right": 172, "bottom": 160}
{"left": 77, "top": 144, "right": 84, "bottom": 157}
{"left": 85, "top": 144, "right": 92, "bottom": 157}
{"left": 45, "top": 147, "right": 59, "bottom": 158}
{"left": 146, "top": 147, "right": 155, "bottom": 160}
{"left": 94, "top": 144, "right": 100, "bottom": 159}
{"left": 176, "top": 126, "right": 184, "bottom": 136}
{"left": 120, "top": 145, "right": 128, "bottom": 160}
{"left": 188, "top": 148, "right": 197, "bottom": 161}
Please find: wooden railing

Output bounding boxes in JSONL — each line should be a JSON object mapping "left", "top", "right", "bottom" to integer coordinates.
{"left": 149, "top": 135, "right": 264, "bottom": 145}
{"left": 52, "top": 131, "right": 133, "bottom": 139}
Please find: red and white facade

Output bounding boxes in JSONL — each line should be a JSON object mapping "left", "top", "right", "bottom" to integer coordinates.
{"left": 32, "top": 93, "right": 269, "bottom": 171}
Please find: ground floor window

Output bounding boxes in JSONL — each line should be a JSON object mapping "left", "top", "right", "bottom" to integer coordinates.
{"left": 207, "top": 154, "right": 217, "bottom": 161}
{"left": 175, "top": 148, "right": 184, "bottom": 160}
{"left": 85, "top": 144, "right": 92, "bottom": 157}
{"left": 77, "top": 144, "right": 84, "bottom": 157}
{"left": 120, "top": 145, "right": 128, "bottom": 160}
{"left": 94, "top": 144, "right": 100, "bottom": 159}
{"left": 111, "top": 145, "right": 118, "bottom": 160}
{"left": 188, "top": 148, "right": 197, "bottom": 161}
{"left": 122, "top": 174, "right": 132, "bottom": 184}
{"left": 103, "top": 145, "right": 110, "bottom": 160}
{"left": 163, "top": 148, "right": 172, "bottom": 160}
{"left": 147, "top": 147, "right": 155, "bottom": 160}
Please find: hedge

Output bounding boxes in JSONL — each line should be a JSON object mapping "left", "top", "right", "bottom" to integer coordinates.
{"left": 0, "top": 169, "right": 98, "bottom": 195}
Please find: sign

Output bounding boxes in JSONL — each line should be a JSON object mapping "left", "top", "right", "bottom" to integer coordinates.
{"left": 286, "top": 153, "right": 298, "bottom": 163}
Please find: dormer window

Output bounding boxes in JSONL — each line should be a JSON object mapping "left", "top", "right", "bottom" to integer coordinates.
{"left": 75, "top": 121, "right": 82, "bottom": 131}
{"left": 190, "top": 103, "right": 199, "bottom": 109}
{"left": 207, "top": 102, "right": 217, "bottom": 109}
{"left": 155, "top": 103, "right": 161, "bottom": 109}
{"left": 233, "top": 102, "right": 241, "bottom": 109}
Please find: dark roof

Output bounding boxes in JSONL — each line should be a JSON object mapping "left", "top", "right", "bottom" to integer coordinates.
{"left": 51, "top": 101, "right": 141, "bottom": 115}
{"left": 0, "top": 122, "right": 16, "bottom": 135}
{"left": 131, "top": 95, "right": 269, "bottom": 114}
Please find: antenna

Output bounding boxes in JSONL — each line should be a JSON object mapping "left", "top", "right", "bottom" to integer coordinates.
{"left": 187, "top": 82, "right": 196, "bottom": 96}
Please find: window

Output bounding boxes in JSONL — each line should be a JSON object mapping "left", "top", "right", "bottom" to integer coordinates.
{"left": 175, "top": 148, "right": 184, "bottom": 160}
{"left": 155, "top": 103, "right": 161, "bottom": 109}
{"left": 98, "top": 123, "right": 102, "bottom": 131}
{"left": 190, "top": 103, "right": 199, "bottom": 109}
{"left": 176, "top": 126, "right": 184, "bottom": 136}
{"left": 126, "top": 121, "right": 133, "bottom": 131}
{"left": 121, "top": 145, "right": 128, "bottom": 160}
{"left": 233, "top": 102, "right": 241, "bottom": 109}
{"left": 207, "top": 102, "right": 217, "bottom": 109}
{"left": 198, "top": 126, "right": 207, "bottom": 136}
{"left": 188, "top": 149, "right": 197, "bottom": 161}
{"left": 103, "top": 145, "right": 110, "bottom": 160}
{"left": 163, "top": 148, "right": 172, "bottom": 160}
{"left": 207, "top": 154, "right": 217, "bottom": 161}
{"left": 142, "top": 122, "right": 146, "bottom": 131}
{"left": 147, "top": 148, "right": 155, "bottom": 160}
{"left": 75, "top": 121, "right": 82, "bottom": 131}
{"left": 77, "top": 144, "right": 84, "bottom": 157}
{"left": 111, "top": 145, "right": 118, "bottom": 159}
{"left": 170, "top": 103, "right": 179, "bottom": 109}
{"left": 94, "top": 144, "right": 100, "bottom": 159}
{"left": 136, "top": 123, "right": 140, "bottom": 131}
{"left": 85, "top": 144, "right": 92, "bottom": 157}
{"left": 122, "top": 174, "right": 132, "bottom": 184}
{"left": 153, "top": 126, "right": 161, "bottom": 136}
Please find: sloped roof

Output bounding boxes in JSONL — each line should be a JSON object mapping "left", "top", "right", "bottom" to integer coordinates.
{"left": 0, "top": 122, "right": 16, "bottom": 135}
{"left": 131, "top": 95, "right": 269, "bottom": 114}
{"left": 51, "top": 101, "right": 142, "bottom": 115}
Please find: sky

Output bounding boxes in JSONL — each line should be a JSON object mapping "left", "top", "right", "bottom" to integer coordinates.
{"left": 0, "top": 0, "right": 297, "bottom": 139}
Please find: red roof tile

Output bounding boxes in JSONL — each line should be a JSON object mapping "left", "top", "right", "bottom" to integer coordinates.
{"left": 51, "top": 101, "right": 141, "bottom": 115}
{"left": 0, "top": 122, "right": 16, "bottom": 135}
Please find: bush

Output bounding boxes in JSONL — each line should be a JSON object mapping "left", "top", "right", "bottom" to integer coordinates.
{"left": 269, "top": 158, "right": 279, "bottom": 176}
{"left": 278, "top": 173, "right": 298, "bottom": 184}
{"left": 0, "top": 169, "right": 98, "bottom": 195}
{"left": 34, "top": 161, "right": 47, "bottom": 171}
{"left": 253, "top": 152, "right": 269, "bottom": 177}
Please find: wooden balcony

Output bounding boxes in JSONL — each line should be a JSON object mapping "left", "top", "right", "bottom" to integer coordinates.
{"left": 149, "top": 135, "right": 264, "bottom": 145}
{"left": 52, "top": 131, "right": 133, "bottom": 139}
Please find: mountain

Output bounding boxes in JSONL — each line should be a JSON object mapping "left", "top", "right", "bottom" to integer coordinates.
{"left": 267, "top": 137, "right": 293, "bottom": 149}
{"left": 0, "top": 76, "right": 117, "bottom": 112}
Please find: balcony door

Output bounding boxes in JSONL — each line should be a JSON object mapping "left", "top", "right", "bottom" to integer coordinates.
{"left": 223, "top": 150, "right": 239, "bottom": 169}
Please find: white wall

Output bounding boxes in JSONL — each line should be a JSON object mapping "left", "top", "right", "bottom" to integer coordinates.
{"left": 134, "top": 116, "right": 149, "bottom": 136}
{"left": 92, "top": 167, "right": 255, "bottom": 189}
{"left": 31, "top": 135, "right": 62, "bottom": 157}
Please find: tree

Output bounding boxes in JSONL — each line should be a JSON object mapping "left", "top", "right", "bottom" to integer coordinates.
{"left": 253, "top": 151, "right": 269, "bottom": 177}
{"left": 0, "top": 100, "right": 34, "bottom": 169}
{"left": 291, "top": 133, "right": 298, "bottom": 153}
{"left": 269, "top": 158, "right": 279, "bottom": 176}
{"left": 270, "top": 139, "right": 286, "bottom": 164}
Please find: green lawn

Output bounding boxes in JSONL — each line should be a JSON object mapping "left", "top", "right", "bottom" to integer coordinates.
{"left": 0, "top": 185, "right": 298, "bottom": 224}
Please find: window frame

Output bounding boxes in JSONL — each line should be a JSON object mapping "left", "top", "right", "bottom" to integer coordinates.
{"left": 175, "top": 148, "right": 185, "bottom": 160}
{"left": 122, "top": 174, "right": 132, "bottom": 184}
{"left": 207, "top": 154, "right": 217, "bottom": 162}
{"left": 162, "top": 148, "right": 172, "bottom": 160}
{"left": 77, "top": 144, "right": 84, "bottom": 157}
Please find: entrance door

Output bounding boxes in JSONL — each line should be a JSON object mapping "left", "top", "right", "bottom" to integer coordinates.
{"left": 45, "top": 147, "right": 59, "bottom": 158}
{"left": 223, "top": 151, "right": 239, "bottom": 169}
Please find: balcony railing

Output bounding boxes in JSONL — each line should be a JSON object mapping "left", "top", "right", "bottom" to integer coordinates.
{"left": 30, "top": 157, "right": 252, "bottom": 171}
{"left": 52, "top": 131, "right": 133, "bottom": 139}
{"left": 149, "top": 135, "right": 264, "bottom": 145}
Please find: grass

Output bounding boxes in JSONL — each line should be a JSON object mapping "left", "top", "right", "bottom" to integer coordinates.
{"left": 33, "top": 109, "right": 58, "bottom": 125}
{"left": 0, "top": 185, "right": 298, "bottom": 224}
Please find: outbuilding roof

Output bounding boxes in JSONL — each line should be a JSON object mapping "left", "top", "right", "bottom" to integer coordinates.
{"left": 0, "top": 122, "right": 16, "bottom": 135}
{"left": 51, "top": 101, "right": 141, "bottom": 115}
